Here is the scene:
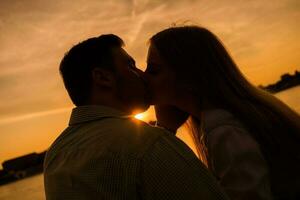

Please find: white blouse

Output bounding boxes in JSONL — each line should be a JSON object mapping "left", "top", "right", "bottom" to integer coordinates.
{"left": 202, "top": 109, "right": 273, "bottom": 200}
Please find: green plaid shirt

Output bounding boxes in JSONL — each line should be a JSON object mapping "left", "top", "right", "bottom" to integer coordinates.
{"left": 44, "top": 105, "right": 228, "bottom": 200}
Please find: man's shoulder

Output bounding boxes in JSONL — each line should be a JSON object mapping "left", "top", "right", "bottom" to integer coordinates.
{"left": 44, "top": 117, "right": 171, "bottom": 168}
{"left": 102, "top": 117, "right": 169, "bottom": 157}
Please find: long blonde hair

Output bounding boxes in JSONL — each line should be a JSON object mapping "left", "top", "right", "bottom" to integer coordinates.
{"left": 150, "top": 26, "right": 300, "bottom": 166}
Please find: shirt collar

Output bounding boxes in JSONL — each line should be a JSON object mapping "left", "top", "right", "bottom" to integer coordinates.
{"left": 69, "top": 105, "right": 133, "bottom": 126}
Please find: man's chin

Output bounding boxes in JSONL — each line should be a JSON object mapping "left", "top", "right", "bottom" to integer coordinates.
{"left": 147, "top": 97, "right": 161, "bottom": 106}
{"left": 148, "top": 98, "right": 158, "bottom": 106}
{"left": 132, "top": 103, "right": 150, "bottom": 115}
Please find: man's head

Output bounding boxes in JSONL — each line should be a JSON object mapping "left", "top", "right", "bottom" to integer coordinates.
{"left": 59, "top": 34, "right": 150, "bottom": 114}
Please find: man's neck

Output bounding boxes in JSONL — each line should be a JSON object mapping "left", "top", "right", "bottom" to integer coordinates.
{"left": 88, "top": 96, "right": 131, "bottom": 115}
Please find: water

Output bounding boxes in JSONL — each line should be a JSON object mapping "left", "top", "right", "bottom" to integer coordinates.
{"left": 0, "top": 86, "right": 299, "bottom": 200}
{"left": 0, "top": 174, "right": 44, "bottom": 200}
{"left": 275, "top": 86, "right": 300, "bottom": 113}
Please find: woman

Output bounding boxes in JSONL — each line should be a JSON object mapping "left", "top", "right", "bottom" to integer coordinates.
{"left": 144, "top": 26, "right": 300, "bottom": 200}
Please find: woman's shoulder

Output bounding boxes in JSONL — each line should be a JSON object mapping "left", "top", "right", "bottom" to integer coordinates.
{"left": 202, "top": 110, "right": 272, "bottom": 199}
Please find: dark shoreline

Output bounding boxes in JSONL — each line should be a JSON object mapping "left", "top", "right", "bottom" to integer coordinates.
{"left": 259, "top": 70, "right": 300, "bottom": 93}
{"left": 0, "top": 152, "right": 46, "bottom": 186}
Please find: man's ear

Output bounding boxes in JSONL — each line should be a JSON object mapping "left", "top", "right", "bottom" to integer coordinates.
{"left": 91, "top": 68, "right": 115, "bottom": 88}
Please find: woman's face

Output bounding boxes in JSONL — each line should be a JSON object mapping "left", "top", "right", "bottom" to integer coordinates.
{"left": 144, "top": 44, "right": 177, "bottom": 105}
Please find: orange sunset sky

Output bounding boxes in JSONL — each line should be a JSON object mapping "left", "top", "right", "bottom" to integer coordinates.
{"left": 0, "top": 0, "right": 300, "bottom": 166}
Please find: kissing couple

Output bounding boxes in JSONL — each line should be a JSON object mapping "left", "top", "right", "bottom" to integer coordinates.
{"left": 44, "top": 26, "right": 300, "bottom": 200}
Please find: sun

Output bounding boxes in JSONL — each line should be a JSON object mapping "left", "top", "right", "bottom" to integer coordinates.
{"left": 134, "top": 113, "right": 145, "bottom": 120}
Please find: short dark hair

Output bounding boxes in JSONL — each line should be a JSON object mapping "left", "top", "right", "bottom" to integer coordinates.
{"left": 59, "top": 34, "right": 124, "bottom": 106}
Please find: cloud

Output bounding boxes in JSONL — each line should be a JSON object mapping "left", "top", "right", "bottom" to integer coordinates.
{"left": 0, "top": 0, "right": 298, "bottom": 119}
{"left": 127, "top": 1, "right": 166, "bottom": 45}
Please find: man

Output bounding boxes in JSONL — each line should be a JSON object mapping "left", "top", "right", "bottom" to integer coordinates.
{"left": 44, "top": 34, "right": 228, "bottom": 200}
